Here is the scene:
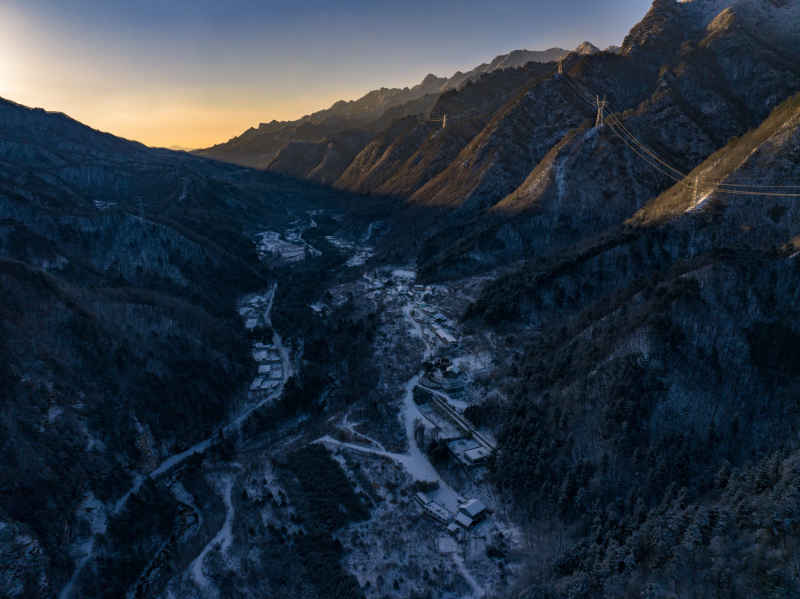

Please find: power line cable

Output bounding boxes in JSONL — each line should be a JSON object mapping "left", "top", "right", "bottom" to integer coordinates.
{"left": 560, "top": 74, "right": 800, "bottom": 194}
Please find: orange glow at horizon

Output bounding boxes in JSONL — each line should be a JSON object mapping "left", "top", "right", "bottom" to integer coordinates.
{"left": 0, "top": 1, "right": 648, "bottom": 149}
{"left": 0, "top": 5, "right": 381, "bottom": 149}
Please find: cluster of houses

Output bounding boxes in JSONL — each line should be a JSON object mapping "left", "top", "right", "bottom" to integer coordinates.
{"left": 239, "top": 294, "right": 284, "bottom": 399}
{"left": 416, "top": 493, "right": 489, "bottom": 537}
{"left": 255, "top": 230, "right": 319, "bottom": 264}
{"left": 249, "top": 342, "right": 283, "bottom": 396}
{"left": 412, "top": 305, "right": 458, "bottom": 345}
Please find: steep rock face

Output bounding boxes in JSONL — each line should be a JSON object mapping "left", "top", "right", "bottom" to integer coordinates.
{"left": 194, "top": 119, "right": 345, "bottom": 169}
{"left": 409, "top": 77, "right": 591, "bottom": 211}
{"left": 470, "top": 94, "right": 800, "bottom": 330}
{"left": 683, "top": 0, "right": 800, "bottom": 58}
{"left": 406, "top": 46, "right": 666, "bottom": 216}
{"left": 267, "top": 130, "right": 372, "bottom": 184}
{"left": 573, "top": 41, "right": 601, "bottom": 54}
{"left": 335, "top": 116, "right": 433, "bottom": 193}
{"left": 372, "top": 118, "right": 487, "bottom": 197}
{"left": 633, "top": 92, "right": 800, "bottom": 245}
{"left": 266, "top": 139, "right": 329, "bottom": 180}
{"left": 305, "top": 130, "right": 375, "bottom": 184}
{"left": 338, "top": 62, "right": 556, "bottom": 197}
{"left": 622, "top": 0, "right": 690, "bottom": 63}
{"left": 442, "top": 47, "right": 568, "bottom": 91}
{"left": 493, "top": 125, "right": 668, "bottom": 249}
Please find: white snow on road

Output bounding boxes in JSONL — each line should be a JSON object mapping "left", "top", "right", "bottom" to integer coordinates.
{"left": 60, "top": 282, "right": 289, "bottom": 599}
{"left": 403, "top": 303, "right": 432, "bottom": 359}
{"left": 58, "top": 493, "right": 109, "bottom": 599}
{"left": 453, "top": 553, "right": 485, "bottom": 598}
{"left": 191, "top": 474, "right": 235, "bottom": 592}
{"left": 318, "top": 371, "right": 462, "bottom": 513}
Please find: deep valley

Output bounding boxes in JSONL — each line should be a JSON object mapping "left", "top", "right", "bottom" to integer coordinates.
{"left": 2, "top": 1, "right": 800, "bottom": 598}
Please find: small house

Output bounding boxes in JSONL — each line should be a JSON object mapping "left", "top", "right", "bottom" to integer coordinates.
{"left": 454, "top": 512, "right": 473, "bottom": 529}
{"left": 459, "top": 499, "right": 487, "bottom": 522}
{"left": 464, "top": 446, "right": 491, "bottom": 465}
{"left": 423, "top": 501, "right": 451, "bottom": 524}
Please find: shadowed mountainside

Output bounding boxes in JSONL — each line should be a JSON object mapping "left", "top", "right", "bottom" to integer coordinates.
{"left": 0, "top": 96, "right": 369, "bottom": 596}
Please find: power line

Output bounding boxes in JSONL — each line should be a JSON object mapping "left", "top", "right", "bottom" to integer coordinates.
{"left": 557, "top": 74, "right": 800, "bottom": 195}
{"left": 716, "top": 181, "right": 800, "bottom": 189}
{"left": 606, "top": 114, "right": 689, "bottom": 180}
{"left": 705, "top": 187, "right": 800, "bottom": 198}
{"left": 606, "top": 120, "right": 690, "bottom": 184}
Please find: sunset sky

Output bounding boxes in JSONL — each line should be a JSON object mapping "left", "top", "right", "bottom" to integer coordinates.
{"left": 0, "top": 0, "right": 652, "bottom": 149}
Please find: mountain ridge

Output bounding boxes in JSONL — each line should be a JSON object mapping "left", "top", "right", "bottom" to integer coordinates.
{"left": 193, "top": 43, "right": 594, "bottom": 168}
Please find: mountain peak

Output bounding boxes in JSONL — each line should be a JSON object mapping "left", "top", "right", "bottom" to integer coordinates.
{"left": 574, "top": 41, "right": 601, "bottom": 54}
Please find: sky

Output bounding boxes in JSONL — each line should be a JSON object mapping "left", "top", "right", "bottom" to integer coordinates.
{"left": 0, "top": 0, "right": 653, "bottom": 149}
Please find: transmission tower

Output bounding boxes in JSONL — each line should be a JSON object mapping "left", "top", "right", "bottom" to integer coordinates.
{"left": 595, "top": 95, "right": 608, "bottom": 128}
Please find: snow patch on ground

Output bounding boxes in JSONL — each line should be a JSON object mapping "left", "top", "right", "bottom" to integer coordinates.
{"left": 59, "top": 492, "right": 109, "bottom": 599}
{"left": 453, "top": 552, "right": 485, "bottom": 598}
{"left": 326, "top": 235, "right": 375, "bottom": 267}
{"left": 171, "top": 482, "right": 202, "bottom": 528}
{"left": 685, "top": 189, "right": 714, "bottom": 213}
{"left": 392, "top": 268, "right": 416, "bottom": 280}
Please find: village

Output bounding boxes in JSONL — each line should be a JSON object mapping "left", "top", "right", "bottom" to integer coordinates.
{"left": 312, "top": 260, "right": 521, "bottom": 598}
{"left": 242, "top": 216, "right": 520, "bottom": 597}
{"left": 237, "top": 285, "right": 292, "bottom": 412}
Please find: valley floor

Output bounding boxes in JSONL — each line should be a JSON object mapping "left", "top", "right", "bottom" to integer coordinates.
{"left": 56, "top": 211, "right": 524, "bottom": 599}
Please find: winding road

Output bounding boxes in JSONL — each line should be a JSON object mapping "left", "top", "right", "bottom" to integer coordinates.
{"left": 59, "top": 283, "right": 290, "bottom": 599}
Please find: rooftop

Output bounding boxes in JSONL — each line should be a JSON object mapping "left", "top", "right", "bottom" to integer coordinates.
{"left": 454, "top": 513, "right": 473, "bottom": 528}
{"left": 460, "top": 498, "right": 487, "bottom": 519}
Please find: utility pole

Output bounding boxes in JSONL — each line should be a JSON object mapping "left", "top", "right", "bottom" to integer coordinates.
{"left": 442, "top": 113, "right": 447, "bottom": 129}
{"left": 557, "top": 61, "right": 564, "bottom": 76}
{"left": 595, "top": 95, "right": 608, "bottom": 128}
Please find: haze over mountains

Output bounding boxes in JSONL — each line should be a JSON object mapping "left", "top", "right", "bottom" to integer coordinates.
{"left": 2, "top": 0, "right": 800, "bottom": 598}
{"left": 195, "top": 41, "right": 609, "bottom": 172}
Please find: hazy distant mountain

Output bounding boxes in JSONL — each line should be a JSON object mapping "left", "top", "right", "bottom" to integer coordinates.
{"left": 194, "top": 45, "right": 574, "bottom": 170}
{"left": 439, "top": 47, "right": 570, "bottom": 91}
